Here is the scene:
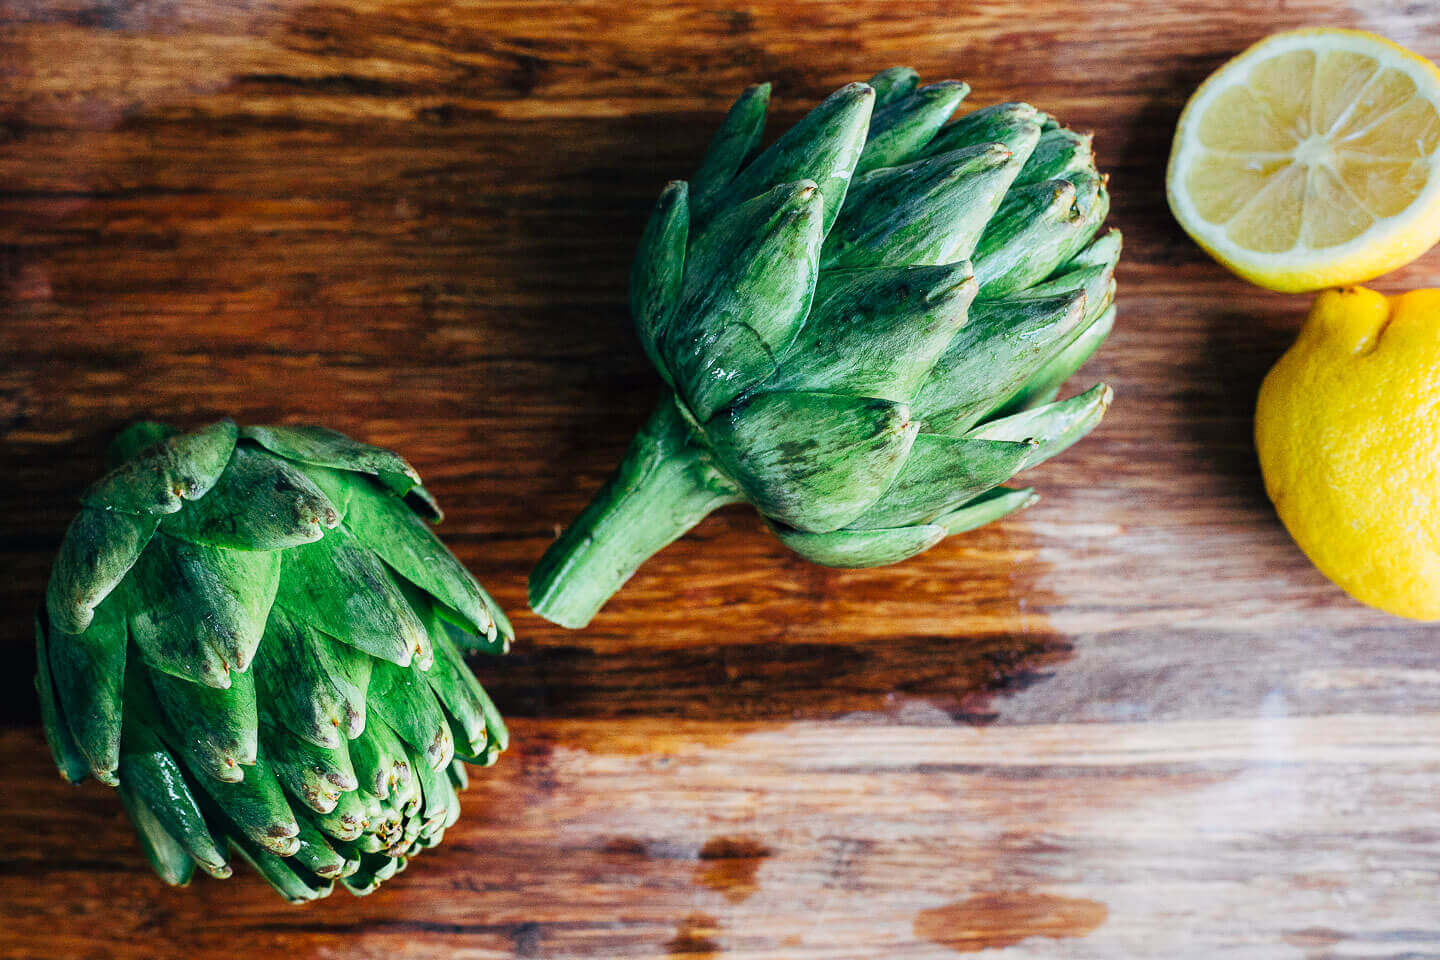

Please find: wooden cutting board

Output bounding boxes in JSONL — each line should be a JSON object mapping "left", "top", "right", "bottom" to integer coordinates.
{"left": 4, "top": 1, "right": 1440, "bottom": 957}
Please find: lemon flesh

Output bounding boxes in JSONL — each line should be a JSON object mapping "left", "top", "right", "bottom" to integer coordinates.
{"left": 1256, "top": 286, "right": 1440, "bottom": 619}
{"left": 1169, "top": 29, "right": 1440, "bottom": 292}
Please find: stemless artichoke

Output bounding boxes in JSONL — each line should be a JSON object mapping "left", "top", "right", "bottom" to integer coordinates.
{"left": 36, "top": 419, "right": 511, "bottom": 901}
{"left": 531, "top": 67, "right": 1119, "bottom": 628}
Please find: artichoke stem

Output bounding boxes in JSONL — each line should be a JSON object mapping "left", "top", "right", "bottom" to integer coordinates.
{"left": 529, "top": 397, "right": 742, "bottom": 628}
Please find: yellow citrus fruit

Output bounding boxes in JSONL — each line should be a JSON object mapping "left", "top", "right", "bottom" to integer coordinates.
{"left": 1168, "top": 28, "right": 1440, "bottom": 292}
{"left": 1256, "top": 286, "right": 1440, "bottom": 619}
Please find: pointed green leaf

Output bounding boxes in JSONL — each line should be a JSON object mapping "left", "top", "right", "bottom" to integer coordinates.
{"left": 118, "top": 713, "right": 230, "bottom": 877}
{"left": 347, "top": 712, "right": 413, "bottom": 801}
{"left": 691, "top": 83, "right": 770, "bottom": 203}
{"left": 119, "top": 785, "right": 195, "bottom": 887}
{"left": 821, "top": 143, "right": 1026, "bottom": 270}
{"left": 225, "top": 833, "right": 331, "bottom": 903}
{"left": 1017, "top": 126, "right": 1095, "bottom": 185}
{"left": 448, "top": 757, "right": 469, "bottom": 791}
{"left": 275, "top": 521, "right": 429, "bottom": 669}
{"left": 125, "top": 534, "right": 279, "bottom": 687}
{"left": 406, "top": 740, "right": 459, "bottom": 828}
{"left": 912, "top": 291, "right": 1087, "bottom": 435}
{"left": 241, "top": 425, "right": 421, "bottom": 500}
{"left": 775, "top": 521, "right": 945, "bottom": 568}
{"left": 149, "top": 663, "right": 258, "bottom": 782}
{"left": 35, "top": 616, "right": 90, "bottom": 785}
{"left": 261, "top": 710, "right": 357, "bottom": 814}
{"left": 313, "top": 465, "right": 497, "bottom": 641}
{"left": 856, "top": 80, "right": 969, "bottom": 174}
{"left": 934, "top": 486, "right": 1039, "bottom": 536}
{"left": 665, "top": 180, "right": 824, "bottom": 419}
{"left": 1000, "top": 304, "right": 1117, "bottom": 415}
{"left": 923, "top": 102, "right": 1042, "bottom": 160}
{"left": 84, "top": 420, "right": 238, "bottom": 515}
{"left": 631, "top": 180, "right": 689, "bottom": 385}
{"left": 708, "top": 391, "right": 918, "bottom": 533}
{"left": 161, "top": 445, "right": 338, "bottom": 550}
{"left": 848, "top": 433, "right": 1037, "bottom": 530}
{"left": 866, "top": 67, "right": 919, "bottom": 107}
{"left": 1064, "top": 226, "right": 1123, "bottom": 272}
{"left": 409, "top": 589, "right": 491, "bottom": 760}
{"left": 764, "top": 262, "right": 975, "bottom": 402}
{"left": 289, "top": 816, "right": 351, "bottom": 880}
{"left": 695, "top": 81, "right": 873, "bottom": 233}
{"left": 970, "top": 383, "right": 1112, "bottom": 470}
{"left": 194, "top": 745, "right": 299, "bottom": 856}
{"left": 46, "top": 508, "right": 156, "bottom": 635}
{"left": 973, "top": 173, "right": 1110, "bottom": 298}
{"left": 253, "top": 603, "right": 368, "bottom": 749}
{"left": 309, "top": 786, "right": 368, "bottom": 842}
{"left": 48, "top": 592, "right": 127, "bottom": 783}
{"left": 368, "top": 659, "right": 452, "bottom": 772}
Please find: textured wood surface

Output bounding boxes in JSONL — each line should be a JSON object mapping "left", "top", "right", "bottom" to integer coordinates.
{"left": 5, "top": 1, "right": 1440, "bottom": 958}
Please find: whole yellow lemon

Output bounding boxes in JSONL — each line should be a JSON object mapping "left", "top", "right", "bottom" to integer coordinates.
{"left": 1256, "top": 286, "right": 1440, "bottom": 619}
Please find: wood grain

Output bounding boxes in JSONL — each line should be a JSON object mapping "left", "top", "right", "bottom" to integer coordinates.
{"left": 4, "top": 1, "right": 1440, "bottom": 958}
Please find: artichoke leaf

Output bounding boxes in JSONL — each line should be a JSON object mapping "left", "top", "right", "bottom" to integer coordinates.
{"left": 695, "top": 80, "right": 874, "bottom": 233}
{"left": 856, "top": 80, "right": 970, "bottom": 175}
{"left": 261, "top": 709, "right": 358, "bottom": 814}
{"left": 193, "top": 744, "right": 300, "bottom": 857}
{"left": 1000, "top": 304, "right": 1117, "bottom": 415}
{"left": 288, "top": 815, "right": 352, "bottom": 880}
{"left": 1016, "top": 127, "right": 1095, "bottom": 186}
{"left": 923, "top": 102, "right": 1042, "bottom": 159}
{"left": 969, "top": 383, "right": 1113, "bottom": 471}
{"left": 126, "top": 534, "right": 280, "bottom": 687}
{"left": 631, "top": 180, "right": 689, "bottom": 386}
{"left": 308, "top": 786, "right": 368, "bottom": 842}
{"left": 225, "top": 833, "right": 331, "bottom": 903}
{"left": 160, "top": 445, "right": 338, "bottom": 551}
{"left": 35, "top": 615, "right": 90, "bottom": 785}
{"left": 368, "top": 658, "right": 453, "bottom": 773}
{"left": 763, "top": 261, "right": 975, "bottom": 402}
{"left": 46, "top": 508, "right": 156, "bottom": 635}
{"left": 866, "top": 66, "right": 920, "bottom": 107}
{"left": 83, "top": 419, "right": 238, "bottom": 515}
{"left": 822, "top": 142, "right": 1028, "bottom": 270}
{"left": 911, "top": 291, "right": 1088, "bottom": 436}
{"left": 347, "top": 712, "right": 413, "bottom": 801}
{"left": 665, "top": 180, "right": 825, "bottom": 421}
{"left": 118, "top": 712, "right": 230, "bottom": 877}
{"left": 691, "top": 82, "right": 770, "bottom": 204}
{"left": 847, "top": 433, "right": 1038, "bottom": 530}
{"left": 253, "top": 603, "right": 368, "bottom": 749}
{"left": 973, "top": 173, "right": 1110, "bottom": 298}
{"left": 48, "top": 591, "right": 128, "bottom": 783}
{"left": 148, "top": 662, "right": 258, "bottom": 783}
{"left": 774, "top": 521, "right": 946, "bottom": 568}
{"left": 316, "top": 466, "right": 498, "bottom": 642}
{"left": 241, "top": 425, "right": 421, "bottom": 501}
{"left": 934, "top": 486, "right": 1039, "bottom": 536}
{"left": 119, "top": 784, "right": 196, "bottom": 887}
{"left": 707, "top": 391, "right": 919, "bottom": 534}
{"left": 275, "top": 520, "right": 429, "bottom": 669}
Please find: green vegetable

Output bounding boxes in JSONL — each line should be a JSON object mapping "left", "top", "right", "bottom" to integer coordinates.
{"left": 531, "top": 68, "right": 1119, "bottom": 627}
{"left": 37, "top": 419, "right": 511, "bottom": 900}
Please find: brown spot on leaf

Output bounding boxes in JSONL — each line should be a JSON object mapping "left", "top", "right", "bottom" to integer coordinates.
{"left": 914, "top": 892, "right": 1107, "bottom": 953}
{"left": 696, "top": 834, "right": 771, "bottom": 903}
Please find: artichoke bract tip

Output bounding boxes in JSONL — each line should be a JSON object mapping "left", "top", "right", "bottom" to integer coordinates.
{"left": 38, "top": 419, "right": 512, "bottom": 900}
{"left": 531, "top": 67, "right": 1119, "bottom": 626}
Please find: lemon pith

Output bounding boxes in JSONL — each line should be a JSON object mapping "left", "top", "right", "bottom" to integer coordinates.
{"left": 1168, "top": 29, "right": 1440, "bottom": 292}
{"left": 1256, "top": 286, "right": 1440, "bottom": 619}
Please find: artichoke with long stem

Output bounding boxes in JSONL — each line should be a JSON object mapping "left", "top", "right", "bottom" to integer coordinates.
{"left": 36, "top": 419, "right": 511, "bottom": 900}
{"left": 531, "top": 68, "right": 1119, "bottom": 628}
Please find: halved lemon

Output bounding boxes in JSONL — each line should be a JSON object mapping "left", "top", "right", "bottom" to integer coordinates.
{"left": 1168, "top": 28, "right": 1440, "bottom": 292}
